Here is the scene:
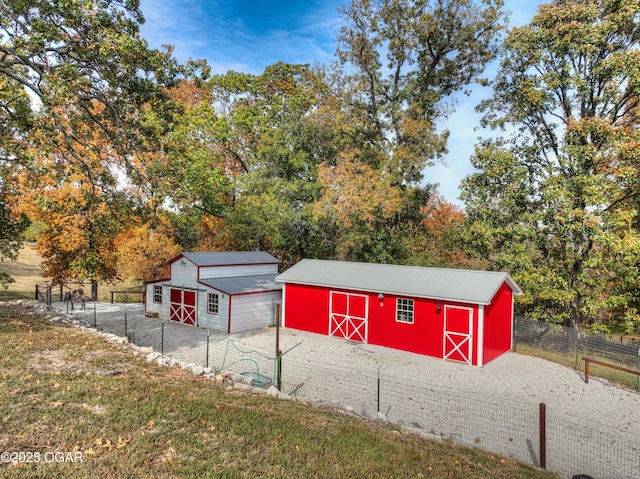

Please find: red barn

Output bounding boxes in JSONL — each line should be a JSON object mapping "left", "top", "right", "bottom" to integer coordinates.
{"left": 276, "top": 259, "right": 522, "bottom": 366}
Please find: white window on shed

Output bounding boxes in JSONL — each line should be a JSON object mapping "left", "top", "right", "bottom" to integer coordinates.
{"left": 396, "top": 298, "right": 414, "bottom": 324}
{"left": 153, "top": 285, "right": 162, "bottom": 304}
{"left": 208, "top": 293, "right": 219, "bottom": 315}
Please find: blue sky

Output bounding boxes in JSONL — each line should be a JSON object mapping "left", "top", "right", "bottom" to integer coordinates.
{"left": 139, "top": 0, "right": 541, "bottom": 207}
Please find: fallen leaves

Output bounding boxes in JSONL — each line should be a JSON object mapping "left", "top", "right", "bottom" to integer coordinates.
{"left": 84, "top": 436, "right": 131, "bottom": 456}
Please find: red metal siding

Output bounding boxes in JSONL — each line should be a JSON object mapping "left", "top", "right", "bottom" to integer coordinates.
{"left": 482, "top": 282, "right": 514, "bottom": 365}
{"left": 283, "top": 284, "right": 331, "bottom": 335}
{"left": 368, "top": 294, "right": 447, "bottom": 357}
{"left": 284, "top": 282, "right": 483, "bottom": 361}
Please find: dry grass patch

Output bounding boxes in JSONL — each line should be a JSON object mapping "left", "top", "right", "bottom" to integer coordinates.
{"left": 0, "top": 245, "right": 46, "bottom": 301}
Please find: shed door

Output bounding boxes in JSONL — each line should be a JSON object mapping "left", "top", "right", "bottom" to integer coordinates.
{"left": 329, "top": 291, "right": 368, "bottom": 343}
{"left": 170, "top": 289, "right": 196, "bottom": 326}
{"left": 444, "top": 306, "right": 473, "bottom": 364}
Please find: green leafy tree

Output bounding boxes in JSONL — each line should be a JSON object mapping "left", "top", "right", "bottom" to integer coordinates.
{"left": 336, "top": 0, "right": 506, "bottom": 183}
{"left": 0, "top": 172, "right": 28, "bottom": 287}
{"left": 461, "top": 0, "right": 640, "bottom": 332}
{"left": 160, "top": 64, "right": 340, "bottom": 264}
{"left": 0, "top": 0, "right": 178, "bottom": 160}
{"left": 312, "top": 0, "right": 506, "bottom": 263}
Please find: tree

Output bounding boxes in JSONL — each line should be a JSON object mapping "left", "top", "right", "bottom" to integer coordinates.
{"left": 336, "top": 0, "right": 506, "bottom": 184}
{"left": 461, "top": 0, "right": 640, "bottom": 332}
{"left": 1, "top": 0, "right": 185, "bottom": 286}
{"left": 0, "top": 64, "right": 31, "bottom": 286}
{"left": 406, "top": 193, "right": 476, "bottom": 268}
{"left": 15, "top": 102, "right": 141, "bottom": 297}
{"left": 157, "top": 64, "right": 341, "bottom": 264}
{"left": 217, "top": 64, "right": 341, "bottom": 264}
{"left": 0, "top": 0, "right": 178, "bottom": 162}
{"left": 115, "top": 219, "right": 181, "bottom": 281}
{"left": 0, "top": 174, "right": 27, "bottom": 288}
{"left": 314, "top": 149, "right": 406, "bottom": 262}
{"left": 309, "top": 0, "right": 506, "bottom": 263}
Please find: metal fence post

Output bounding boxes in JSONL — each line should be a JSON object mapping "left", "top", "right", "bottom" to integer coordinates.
{"left": 277, "top": 351, "right": 282, "bottom": 391}
{"left": 539, "top": 403, "right": 546, "bottom": 470}
{"left": 275, "top": 302, "right": 282, "bottom": 391}
{"left": 377, "top": 370, "right": 381, "bottom": 414}
{"left": 206, "top": 330, "right": 210, "bottom": 369}
{"left": 161, "top": 321, "right": 164, "bottom": 355}
{"left": 637, "top": 349, "right": 640, "bottom": 391}
{"left": 124, "top": 312, "right": 128, "bottom": 338}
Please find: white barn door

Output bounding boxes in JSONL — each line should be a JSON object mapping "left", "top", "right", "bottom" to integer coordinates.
{"left": 444, "top": 305, "right": 473, "bottom": 364}
{"left": 329, "top": 291, "right": 368, "bottom": 343}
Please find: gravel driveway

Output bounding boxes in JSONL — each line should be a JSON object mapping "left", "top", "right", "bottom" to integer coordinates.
{"left": 58, "top": 301, "right": 640, "bottom": 479}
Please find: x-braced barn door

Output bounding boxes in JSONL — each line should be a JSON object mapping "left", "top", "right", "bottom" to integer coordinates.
{"left": 444, "top": 306, "right": 473, "bottom": 364}
{"left": 329, "top": 291, "right": 368, "bottom": 343}
{"left": 170, "top": 288, "right": 196, "bottom": 326}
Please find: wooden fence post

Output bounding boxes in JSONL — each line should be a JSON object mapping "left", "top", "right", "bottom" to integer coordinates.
{"left": 584, "top": 358, "right": 589, "bottom": 384}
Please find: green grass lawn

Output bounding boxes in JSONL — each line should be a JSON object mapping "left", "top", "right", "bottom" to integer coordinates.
{"left": 0, "top": 303, "right": 557, "bottom": 479}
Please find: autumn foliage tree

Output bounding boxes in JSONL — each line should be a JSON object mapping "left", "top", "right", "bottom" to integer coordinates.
{"left": 406, "top": 194, "right": 475, "bottom": 268}
{"left": 15, "top": 106, "right": 134, "bottom": 295}
{"left": 115, "top": 219, "right": 181, "bottom": 281}
{"left": 1, "top": 0, "right": 186, "bottom": 289}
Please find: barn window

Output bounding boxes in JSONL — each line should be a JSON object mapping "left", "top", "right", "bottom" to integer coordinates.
{"left": 208, "top": 293, "right": 219, "bottom": 315}
{"left": 396, "top": 298, "right": 414, "bottom": 324}
{"left": 153, "top": 285, "right": 162, "bottom": 304}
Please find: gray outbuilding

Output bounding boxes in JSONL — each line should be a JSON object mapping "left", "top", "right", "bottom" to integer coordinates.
{"left": 144, "top": 251, "right": 282, "bottom": 333}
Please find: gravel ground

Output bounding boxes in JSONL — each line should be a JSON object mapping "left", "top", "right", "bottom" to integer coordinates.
{"left": 57, "top": 301, "right": 640, "bottom": 479}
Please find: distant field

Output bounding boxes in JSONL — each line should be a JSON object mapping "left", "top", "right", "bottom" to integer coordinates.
{"left": 0, "top": 244, "right": 46, "bottom": 301}
{"left": 0, "top": 245, "right": 142, "bottom": 302}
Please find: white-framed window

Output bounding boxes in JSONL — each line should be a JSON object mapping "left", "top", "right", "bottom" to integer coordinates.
{"left": 396, "top": 298, "right": 414, "bottom": 324}
{"left": 208, "top": 293, "right": 219, "bottom": 315}
{"left": 153, "top": 285, "right": 162, "bottom": 304}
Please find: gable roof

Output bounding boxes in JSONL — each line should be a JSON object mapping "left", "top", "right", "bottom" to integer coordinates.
{"left": 199, "top": 274, "right": 282, "bottom": 296}
{"left": 276, "top": 259, "right": 521, "bottom": 305}
{"left": 169, "top": 251, "right": 280, "bottom": 267}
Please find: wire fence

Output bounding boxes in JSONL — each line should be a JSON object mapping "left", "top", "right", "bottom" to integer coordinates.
{"left": 276, "top": 355, "right": 639, "bottom": 479}
{"left": 514, "top": 316, "right": 640, "bottom": 390}
{"left": 60, "top": 302, "right": 640, "bottom": 479}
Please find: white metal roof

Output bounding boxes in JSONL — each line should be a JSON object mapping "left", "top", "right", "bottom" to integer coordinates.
{"left": 276, "top": 259, "right": 521, "bottom": 305}
{"left": 199, "top": 274, "right": 282, "bottom": 295}
{"left": 173, "top": 251, "right": 280, "bottom": 267}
